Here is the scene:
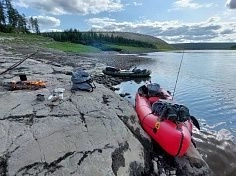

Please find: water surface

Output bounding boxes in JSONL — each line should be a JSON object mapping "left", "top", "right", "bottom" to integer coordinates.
{"left": 115, "top": 50, "right": 236, "bottom": 175}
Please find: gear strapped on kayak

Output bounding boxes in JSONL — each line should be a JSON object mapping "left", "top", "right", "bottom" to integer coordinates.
{"left": 135, "top": 82, "right": 200, "bottom": 156}
{"left": 151, "top": 101, "right": 191, "bottom": 123}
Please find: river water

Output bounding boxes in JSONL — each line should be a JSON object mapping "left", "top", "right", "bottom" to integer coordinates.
{"left": 115, "top": 50, "right": 236, "bottom": 176}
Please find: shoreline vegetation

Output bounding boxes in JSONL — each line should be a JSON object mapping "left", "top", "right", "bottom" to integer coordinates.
{"left": 1, "top": 33, "right": 235, "bottom": 56}
{"left": 0, "top": 0, "right": 235, "bottom": 53}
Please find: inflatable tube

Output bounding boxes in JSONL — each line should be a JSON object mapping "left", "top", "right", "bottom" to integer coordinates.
{"left": 135, "top": 90, "right": 193, "bottom": 156}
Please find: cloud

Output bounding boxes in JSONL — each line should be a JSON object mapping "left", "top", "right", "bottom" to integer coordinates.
{"left": 16, "top": 0, "right": 124, "bottom": 15}
{"left": 175, "top": 0, "right": 201, "bottom": 9}
{"left": 226, "top": 0, "right": 236, "bottom": 9}
{"left": 87, "top": 17, "right": 236, "bottom": 43}
{"left": 171, "top": 0, "right": 215, "bottom": 10}
{"left": 133, "top": 2, "right": 142, "bottom": 6}
{"left": 206, "top": 17, "right": 221, "bottom": 23}
{"left": 31, "top": 16, "right": 61, "bottom": 32}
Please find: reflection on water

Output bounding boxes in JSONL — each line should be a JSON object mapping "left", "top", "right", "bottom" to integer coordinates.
{"left": 120, "top": 77, "right": 151, "bottom": 84}
{"left": 115, "top": 50, "right": 236, "bottom": 176}
{"left": 193, "top": 129, "right": 236, "bottom": 176}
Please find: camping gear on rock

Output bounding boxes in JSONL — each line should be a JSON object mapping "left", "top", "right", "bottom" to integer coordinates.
{"left": 2, "top": 80, "right": 46, "bottom": 91}
{"left": 71, "top": 68, "right": 96, "bottom": 92}
{"left": 48, "top": 88, "right": 65, "bottom": 102}
{"left": 135, "top": 83, "right": 198, "bottom": 156}
{"left": 19, "top": 74, "right": 27, "bottom": 81}
{"left": 102, "top": 66, "right": 151, "bottom": 78}
{"left": 36, "top": 94, "right": 45, "bottom": 101}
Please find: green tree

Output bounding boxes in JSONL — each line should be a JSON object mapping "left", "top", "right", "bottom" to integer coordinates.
{"left": 5, "top": 0, "right": 16, "bottom": 26}
{"left": 28, "top": 16, "right": 40, "bottom": 33}
{"left": 17, "top": 13, "right": 28, "bottom": 33}
{"left": 231, "top": 45, "right": 236, "bottom": 50}
{"left": 0, "top": 0, "right": 29, "bottom": 33}
{"left": 0, "top": 1, "right": 5, "bottom": 24}
{"left": 0, "top": 0, "right": 6, "bottom": 31}
{"left": 29, "top": 16, "right": 34, "bottom": 31}
{"left": 33, "top": 18, "right": 40, "bottom": 34}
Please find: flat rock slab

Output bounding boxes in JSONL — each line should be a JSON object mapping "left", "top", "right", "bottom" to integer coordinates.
{"left": 0, "top": 45, "right": 211, "bottom": 176}
{"left": 0, "top": 50, "right": 145, "bottom": 176}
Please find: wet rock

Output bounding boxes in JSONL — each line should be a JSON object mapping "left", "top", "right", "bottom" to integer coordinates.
{"left": 175, "top": 143, "right": 212, "bottom": 176}
{"left": 119, "top": 93, "right": 130, "bottom": 98}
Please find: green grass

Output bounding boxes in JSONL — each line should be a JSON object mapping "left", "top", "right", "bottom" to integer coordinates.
{"left": 0, "top": 32, "right": 101, "bottom": 53}
{"left": 0, "top": 32, "right": 51, "bottom": 43}
{"left": 155, "top": 44, "right": 176, "bottom": 51}
{"left": 0, "top": 32, "right": 170, "bottom": 53}
{"left": 45, "top": 41, "right": 101, "bottom": 53}
{"left": 105, "top": 44, "right": 159, "bottom": 53}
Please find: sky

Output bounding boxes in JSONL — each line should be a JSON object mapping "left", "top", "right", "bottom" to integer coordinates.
{"left": 13, "top": 0, "right": 236, "bottom": 43}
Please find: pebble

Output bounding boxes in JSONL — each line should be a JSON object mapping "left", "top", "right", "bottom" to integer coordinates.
{"left": 152, "top": 161, "right": 159, "bottom": 174}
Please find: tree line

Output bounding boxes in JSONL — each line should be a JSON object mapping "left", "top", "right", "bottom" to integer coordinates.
{"left": 0, "top": 0, "right": 156, "bottom": 49}
{"left": 42, "top": 29, "right": 157, "bottom": 49}
{"left": 0, "top": 0, "right": 39, "bottom": 33}
{"left": 172, "top": 43, "right": 236, "bottom": 50}
{"left": 231, "top": 45, "right": 236, "bottom": 50}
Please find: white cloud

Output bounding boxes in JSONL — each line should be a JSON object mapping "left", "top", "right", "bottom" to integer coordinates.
{"left": 16, "top": 0, "right": 124, "bottom": 15}
{"left": 133, "top": 2, "right": 142, "bottom": 6}
{"left": 14, "top": 0, "right": 28, "bottom": 8}
{"left": 171, "top": 0, "right": 215, "bottom": 10}
{"left": 206, "top": 17, "right": 221, "bottom": 23}
{"left": 87, "top": 17, "right": 236, "bottom": 43}
{"left": 31, "top": 16, "right": 61, "bottom": 32}
{"left": 175, "top": 0, "right": 201, "bottom": 9}
{"left": 226, "top": 0, "right": 236, "bottom": 9}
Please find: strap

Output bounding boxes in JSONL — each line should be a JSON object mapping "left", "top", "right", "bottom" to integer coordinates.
{"left": 87, "top": 81, "right": 96, "bottom": 92}
{"left": 175, "top": 130, "right": 184, "bottom": 156}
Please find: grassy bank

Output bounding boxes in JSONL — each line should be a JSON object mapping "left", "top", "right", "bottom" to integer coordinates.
{"left": 0, "top": 32, "right": 100, "bottom": 54}
{"left": 104, "top": 44, "right": 158, "bottom": 53}
{"left": 0, "top": 33, "right": 161, "bottom": 54}
{"left": 46, "top": 41, "right": 101, "bottom": 53}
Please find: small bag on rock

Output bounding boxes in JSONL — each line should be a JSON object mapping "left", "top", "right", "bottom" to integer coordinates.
{"left": 71, "top": 68, "right": 96, "bottom": 92}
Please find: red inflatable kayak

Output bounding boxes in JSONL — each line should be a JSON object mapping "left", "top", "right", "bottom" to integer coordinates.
{"left": 135, "top": 84, "right": 193, "bottom": 156}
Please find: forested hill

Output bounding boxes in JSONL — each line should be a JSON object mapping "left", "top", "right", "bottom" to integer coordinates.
{"left": 171, "top": 43, "right": 236, "bottom": 50}
{"left": 42, "top": 30, "right": 175, "bottom": 52}
{"left": 93, "top": 31, "right": 174, "bottom": 50}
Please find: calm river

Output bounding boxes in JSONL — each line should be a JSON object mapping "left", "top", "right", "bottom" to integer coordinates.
{"left": 115, "top": 50, "right": 236, "bottom": 176}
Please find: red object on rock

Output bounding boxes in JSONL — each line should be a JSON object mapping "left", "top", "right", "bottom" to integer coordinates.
{"left": 135, "top": 86, "right": 193, "bottom": 156}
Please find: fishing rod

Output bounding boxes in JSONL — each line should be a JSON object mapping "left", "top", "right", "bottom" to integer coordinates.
{"left": 171, "top": 50, "right": 201, "bottom": 130}
{"left": 172, "top": 50, "right": 184, "bottom": 100}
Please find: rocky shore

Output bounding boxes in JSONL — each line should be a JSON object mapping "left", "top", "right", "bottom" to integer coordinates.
{"left": 0, "top": 43, "right": 211, "bottom": 176}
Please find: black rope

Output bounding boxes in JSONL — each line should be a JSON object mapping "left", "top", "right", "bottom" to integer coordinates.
{"left": 175, "top": 130, "right": 184, "bottom": 156}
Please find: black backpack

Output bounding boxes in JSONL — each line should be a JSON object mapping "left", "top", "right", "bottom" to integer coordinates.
{"left": 147, "top": 83, "right": 161, "bottom": 96}
{"left": 71, "top": 68, "right": 96, "bottom": 92}
{"left": 152, "top": 101, "right": 191, "bottom": 123}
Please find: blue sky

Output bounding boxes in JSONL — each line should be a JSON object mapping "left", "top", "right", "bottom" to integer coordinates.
{"left": 13, "top": 0, "right": 236, "bottom": 43}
